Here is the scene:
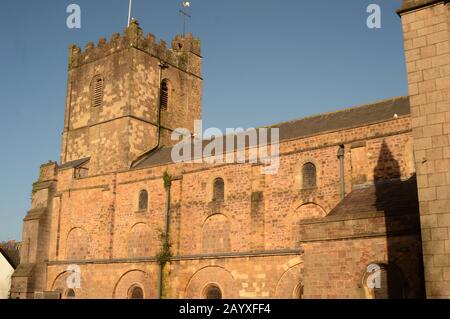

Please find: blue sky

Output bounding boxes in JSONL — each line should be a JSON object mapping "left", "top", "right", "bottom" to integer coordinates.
{"left": 0, "top": 0, "right": 406, "bottom": 241}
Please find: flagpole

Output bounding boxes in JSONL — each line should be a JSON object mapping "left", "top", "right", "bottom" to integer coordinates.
{"left": 128, "top": 0, "right": 133, "bottom": 26}
{"left": 180, "top": 1, "right": 191, "bottom": 36}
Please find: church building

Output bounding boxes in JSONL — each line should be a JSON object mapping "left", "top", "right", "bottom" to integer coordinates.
{"left": 10, "top": 0, "right": 450, "bottom": 299}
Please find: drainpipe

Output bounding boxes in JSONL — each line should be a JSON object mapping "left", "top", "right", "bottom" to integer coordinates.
{"left": 130, "top": 62, "right": 169, "bottom": 168}
{"left": 158, "top": 173, "right": 172, "bottom": 299}
{"left": 337, "top": 145, "right": 346, "bottom": 200}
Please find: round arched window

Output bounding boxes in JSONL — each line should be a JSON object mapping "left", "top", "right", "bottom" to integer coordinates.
{"left": 212, "top": 178, "right": 225, "bottom": 202}
{"left": 129, "top": 286, "right": 144, "bottom": 299}
{"left": 66, "top": 289, "right": 76, "bottom": 299}
{"left": 302, "top": 163, "right": 317, "bottom": 189}
{"left": 138, "top": 190, "right": 149, "bottom": 211}
{"left": 205, "top": 284, "right": 222, "bottom": 299}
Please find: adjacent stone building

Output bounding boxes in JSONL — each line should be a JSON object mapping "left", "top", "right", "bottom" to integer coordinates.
{"left": 10, "top": 1, "right": 450, "bottom": 299}
{"left": 398, "top": 0, "right": 450, "bottom": 299}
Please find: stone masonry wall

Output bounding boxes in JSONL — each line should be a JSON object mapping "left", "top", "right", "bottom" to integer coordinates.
{"left": 61, "top": 21, "right": 202, "bottom": 175}
{"left": 399, "top": 0, "right": 450, "bottom": 298}
{"left": 20, "top": 112, "right": 416, "bottom": 299}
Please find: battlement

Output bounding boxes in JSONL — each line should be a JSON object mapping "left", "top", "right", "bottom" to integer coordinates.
{"left": 397, "top": 0, "right": 448, "bottom": 14}
{"left": 68, "top": 20, "right": 201, "bottom": 74}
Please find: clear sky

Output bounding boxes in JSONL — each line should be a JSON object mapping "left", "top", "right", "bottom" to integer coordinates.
{"left": 0, "top": 0, "right": 407, "bottom": 241}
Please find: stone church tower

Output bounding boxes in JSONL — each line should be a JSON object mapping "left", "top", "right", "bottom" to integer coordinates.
{"left": 10, "top": 21, "right": 202, "bottom": 299}
{"left": 61, "top": 20, "right": 202, "bottom": 175}
{"left": 398, "top": 0, "right": 450, "bottom": 298}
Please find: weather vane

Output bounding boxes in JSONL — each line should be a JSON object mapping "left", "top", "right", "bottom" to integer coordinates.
{"left": 179, "top": 1, "right": 192, "bottom": 36}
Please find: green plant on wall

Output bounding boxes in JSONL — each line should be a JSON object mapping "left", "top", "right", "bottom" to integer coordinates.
{"left": 163, "top": 171, "right": 172, "bottom": 190}
{"left": 157, "top": 170, "right": 173, "bottom": 298}
{"left": 156, "top": 230, "right": 172, "bottom": 266}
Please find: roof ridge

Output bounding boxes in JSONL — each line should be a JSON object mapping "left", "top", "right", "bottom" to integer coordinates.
{"left": 133, "top": 95, "right": 411, "bottom": 169}
{"left": 264, "top": 96, "right": 408, "bottom": 129}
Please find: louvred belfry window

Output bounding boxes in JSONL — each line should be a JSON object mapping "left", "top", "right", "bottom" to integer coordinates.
{"left": 91, "top": 76, "right": 104, "bottom": 108}
{"left": 160, "top": 80, "right": 169, "bottom": 111}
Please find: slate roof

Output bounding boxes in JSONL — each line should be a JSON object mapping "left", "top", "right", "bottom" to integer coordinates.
{"left": 299, "top": 177, "right": 421, "bottom": 242}
{"left": 327, "top": 176, "right": 419, "bottom": 220}
{"left": 59, "top": 157, "right": 90, "bottom": 170}
{"left": 134, "top": 96, "right": 410, "bottom": 169}
{"left": 0, "top": 247, "right": 20, "bottom": 269}
{"left": 268, "top": 96, "right": 410, "bottom": 141}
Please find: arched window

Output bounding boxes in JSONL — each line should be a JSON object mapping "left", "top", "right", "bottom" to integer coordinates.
{"left": 302, "top": 163, "right": 317, "bottom": 189}
{"left": 212, "top": 178, "right": 225, "bottom": 202}
{"left": 160, "top": 79, "right": 169, "bottom": 111}
{"left": 91, "top": 76, "right": 104, "bottom": 108}
{"left": 202, "top": 214, "right": 231, "bottom": 254}
{"left": 66, "top": 228, "right": 89, "bottom": 260}
{"left": 127, "top": 223, "right": 152, "bottom": 258}
{"left": 205, "top": 284, "right": 222, "bottom": 299}
{"left": 138, "top": 190, "right": 148, "bottom": 211}
{"left": 66, "top": 289, "right": 76, "bottom": 299}
{"left": 129, "top": 286, "right": 144, "bottom": 299}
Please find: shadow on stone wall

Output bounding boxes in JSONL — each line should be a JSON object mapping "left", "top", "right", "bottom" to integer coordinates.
{"left": 373, "top": 140, "right": 425, "bottom": 299}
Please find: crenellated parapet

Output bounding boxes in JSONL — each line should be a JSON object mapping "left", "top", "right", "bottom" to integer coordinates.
{"left": 397, "top": 0, "right": 449, "bottom": 13}
{"left": 68, "top": 20, "right": 201, "bottom": 73}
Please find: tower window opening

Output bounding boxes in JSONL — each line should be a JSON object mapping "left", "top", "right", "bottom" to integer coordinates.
{"left": 91, "top": 76, "right": 104, "bottom": 108}
{"left": 160, "top": 80, "right": 169, "bottom": 111}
